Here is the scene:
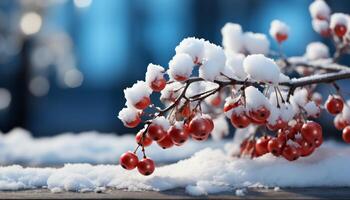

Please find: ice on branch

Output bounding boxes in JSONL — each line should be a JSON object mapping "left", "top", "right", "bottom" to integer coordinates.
{"left": 145, "top": 63, "right": 165, "bottom": 85}
{"left": 221, "top": 23, "right": 243, "bottom": 53}
{"left": 223, "top": 52, "right": 247, "bottom": 80}
{"left": 243, "top": 32, "right": 270, "bottom": 55}
{"left": 124, "top": 81, "right": 152, "bottom": 109}
{"left": 168, "top": 53, "right": 194, "bottom": 81}
{"left": 305, "top": 42, "right": 329, "bottom": 60}
{"left": 309, "top": 0, "right": 331, "bottom": 20}
{"left": 175, "top": 37, "right": 205, "bottom": 62}
{"left": 199, "top": 42, "right": 226, "bottom": 81}
{"left": 330, "top": 13, "right": 348, "bottom": 29}
{"left": 243, "top": 54, "right": 281, "bottom": 84}
{"left": 269, "top": 20, "right": 290, "bottom": 42}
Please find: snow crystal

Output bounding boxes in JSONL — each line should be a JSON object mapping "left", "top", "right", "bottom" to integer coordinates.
{"left": 145, "top": 63, "right": 164, "bottom": 84}
{"left": 3, "top": 142, "right": 350, "bottom": 195}
{"left": 124, "top": 81, "right": 152, "bottom": 108}
{"left": 309, "top": 0, "right": 331, "bottom": 20}
{"left": 243, "top": 32, "right": 270, "bottom": 55}
{"left": 224, "top": 52, "right": 247, "bottom": 80}
{"left": 199, "top": 41, "right": 226, "bottom": 81}
{"left": 175, "top": 37, "right": 205, "bottom": 61}
{"left": 245, "top": 86, "right": 270, "bottom": 110}
{"left": 243, "top": 54, "right": 280, "bottom": 84}
{"left": 168, "top": 53, "right": 194, "bottom": 80}
{"left": 151, "top": 116, "right": 170, "bottom": 130}
{"left": 269, "top": 20, "right": 289, "bottom": 38}
{"left": 118, "top": 107, "right": 139, "bottom": 125}
{"left": 330, "top": 13, "right": 348, "bottom": 29}
{"left": 305, "top": 42, "right": 329, "bottom": 61}
{"left": 221, "top": 23, "right": 244, "bottom": 53}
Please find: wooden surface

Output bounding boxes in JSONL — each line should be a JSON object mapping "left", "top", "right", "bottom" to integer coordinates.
{"left": 0, "top": 187, "right": 349, "bottom": 199}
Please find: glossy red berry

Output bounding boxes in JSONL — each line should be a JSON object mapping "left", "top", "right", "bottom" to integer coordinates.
{"left": 147, "top": 124, "right": 167, "bottom": 141}
{"left": 157, "top": 133, "right": 174, "bottom": 149}
{"left": 211, "top": 95, "right": 221, "bottom": 107}
{"left": 276, "top": 33, "right": 288, "bottom": 43}
{"left": 137, "top": 158, "right": 155, "bottom": 176}
{"left": 191, "top": 134, "right": 209, "bottom": 141}
{"left": 300, "top": 121, "right": 322, "bottom": 144}
{"left": 334, "top": 115, "right": 348, "bottom": 131}
{"left": 125, "top": 115, "right": 141, "bottom": 128}
{"left": 230, "top": 113, "right": 251, "bottom": 128}
{"left": 150, "top": 78, "right": 166, "bottom": 92}
{"left": 224, "top": 100, "right": 241, "bottom": 112}
{"left": 189, "top": 117, "right": 212, "bottom": 137}
{"left": 168, "top": 125, "right": 189, "bottom": 145}
{"left": 267, "top": 138, "right": 284, "bottom": 156}
{"left": 134, "top": 96, "right": 151, "bottom": 110}
{"left": 120, "top": 151, "right": 139, "bottom": 170}
{"left": 135, "top": 131, "right": 153, "bottom": 147}
{"left": 282, "top": 145, "right": 300, "bottom": 161}
{"left": 296, "top": 138, "right": 315, "bottom": 157}
{"left": 325, "top": 96, "right": 344, "bottom": 115}
{"left": 180, "top": 103, "right": 192, "bottom": 118}
{"left": 334, "top": 24, "right": 347, "bottom": 37}
{"left": 174, "top": 75, "right": 188, "bottom": 82}
{"left": 342, "top": 126, "right": 350, "bottom": 143}
{"left": 255, "top": 136, "right": 271, "bottom": 156}
{"left": 278, "top": 126, "right": 297, "bottom": 140}
{"left": 249, "top": 106, "right": 270, "bottom": 123}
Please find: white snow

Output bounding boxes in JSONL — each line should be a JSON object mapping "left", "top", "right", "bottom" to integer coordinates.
{"left": 145, "top": 63, "right": 165, "bottom": 85}
{"left": 2, "top": 142, "right": 350, "bottom": 195}
{"left": 123, "top": 81, "right": 152, "bottom": 108}
{"left": 0, "top": 128, "right": 228, "bottom": 166}
{"left": 244, "top": 86, "right": 270, "bottom": 110}
{"left": 243, "top": 32, "right": 270, "bottom": 55}
{"left": 243, "top": 54, "right": 280, "bottom": 84}
{"left": 312, "top": 19, "right": 329, "bottom": 35}
{"left": 304, "top": 101, "right": 320, "bottom": 118}
{"left": 305, "top": 42, "right": 329, "bottom": 60}
{"left": 269, "top": 20, "right": 289, "bottom": 39}
{"left": 168, "top": 53, "right": 194, "bottom": 81}
{"left": 221, "top": 23, "right": 244, "bottom": 53}
{"left": 330, "top": 13, "right": 348, "bottom": 29}
{"left": 224, "top": 52, "right": 247, "bottom": 80}
{"left": 118, "top": 107, "right": 139, "bottom": 125}
{"left": 211, "top": 116, "right": 229, "bottom": 141}
{"left": 151, "top": 116, "right": 170, "bottom": 131}
{"left": 309, "top": 0, "right": 331, "bottom": 20}
{"left": 175, "top": 37, "right": 205, "bottom": 62}
{"left": 160, "top": 82, "right": 183, "bottom": 103}
{"left": 199, "top": 41, "right": 226, "bottom": 81}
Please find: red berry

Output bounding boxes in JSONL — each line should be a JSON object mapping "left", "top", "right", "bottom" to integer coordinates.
{"left": 267, "top": 138, "right": 284, "bottom": 156}
{"left": 224, "top": 100, "right": 241, "bottom": 112}
{"left": 342, "top": 126, "right": 350, "bottom": 143}
{"left": 180, "top": 103, "right": 192, "bottom": 118}
{"left": 204, "top": 117, "right": 214, "bottom": 132}
{"left": 168, "top": 125, "right": 189, "bottom": 145}
{"left": 334, "top": 24, "right": 347, "bottom": 37}
{"left": 266, "top": 119, "right": 287, "bottom": 131}
{"left": 134, "top": 96, "right": 151, "bottom": 110}
{"left": 230, "top": 113, "right": 251, "bottom": 128}
{"left": 135, "top": 131, "right": 153, "bottom": 147}
{"left": 278, "top": 126, "right": 297, "bottom": 140}
{"left": 241, "top": 139, "right": 255, "bottom": 156}
{"left": 147, "top": 124, "right": 167, "bottom": 141}
{"left": 334, "top": 115, "right": 348, "bottom": 131}
{"left": 125, "top": 115, "right": 141, "bottom": 128}
{"left": 120, "top": 151, "right": 139, "bottom": 170}
{"left": 249, "top": 106, "right": 270, "bottom": 123}
{"left": 282, "top": 145, "right": 300, "bottom": 161}
{"left": 296, "top": 138, "right": 315, "bottom": 157}
{"left": 150, "top": 78, "right": 166, "bottom": 92}
{"left": 174, "top": 75, "right": 188, "bottom": 82}
{"left": 300, "top": 121, "right": 322, "bottom": 144}
{"left": 211, "top": 95, "right": 221, "bottom": 107}
{"left": 276, "top": 33, "right": 288, "bottom": 43}
{"left": 314, "top": 136, "right": 323, "bottom": 148}
{"left": 137, "top": 158, "right": 155, "bottom": 176}
{"left": 255, "top": 136, "right": 271, "bottom": 156}
{"left": 325, "top": 96, "right": 344, "bottom": 115}
{"left": 157, "top": 133, "right": 174, "bottom": 149}
{"left": 189, "top": 117, "right": 212, "bottom": 137}
{"left": 191, "top": 134, "right": 209, "bottom": 141}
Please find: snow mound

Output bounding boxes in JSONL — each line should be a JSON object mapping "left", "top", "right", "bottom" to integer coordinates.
{"left": 1, "top": 142, "right": 350, "bottom": 195}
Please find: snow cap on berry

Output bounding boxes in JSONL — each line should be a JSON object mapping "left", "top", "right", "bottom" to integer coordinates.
{"left": 152, "top": 116, "right": 170, "bottom": 131}
{"left": 199, "top": 41, "right": 226, "bottom": 81}
{"left": 330, "top": 13, "right": 348, "bottom": 29}
{"left": 160, "top": 82, "right": 183, "bottom": 103}
{"left": 118, "top": 107, "right": 139, "bottom": 125}
{"left": 342, "top": 100, "right": 350, "bottom": 123}
{"left": 243, "top": 54, "right": 280, "bottom": 84}
{"left": 312, "top": 19, "right": 329, "bottom": 34}
{"left": 269, "top": 20, "right": 289, "bottom": 39}
{"left": 175, "top": 37, "right": 205, "bottom": 62}
{"left": 305, "top": 42, "right": 329, "bottom": 60}
{"left": 224, "top": 52, "right": 247, "bottom": 80}
{"left": 168, "top": 53, "right": 194, "bottom": 81}
{"left": 124, "top": 81, "right": 152, "bottom": 109}
{"left": 243, "top": 32, "right": 270, "bottom": 55}
{"left": 245, "top": 86, "right": 270, "bottom": 111}
{"left": 145, "top": 63, "right": 165, "bottom": 84}
{"left": 309, "top": 0, "right": 331, "bottom": 20}
{"left": 221, "top": 23, "right": 244, "bottom": 53}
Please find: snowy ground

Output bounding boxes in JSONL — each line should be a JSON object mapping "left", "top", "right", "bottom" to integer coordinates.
{"left": 0, "top": 128, "right": 228, "bottom": 166}
{"left": 0, "top": 133, "right": 350, "bottom": 196}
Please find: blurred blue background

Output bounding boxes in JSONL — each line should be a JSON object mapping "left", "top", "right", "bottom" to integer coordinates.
{"left": 0, "top": 0, "right": 349, "bottom": 137}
